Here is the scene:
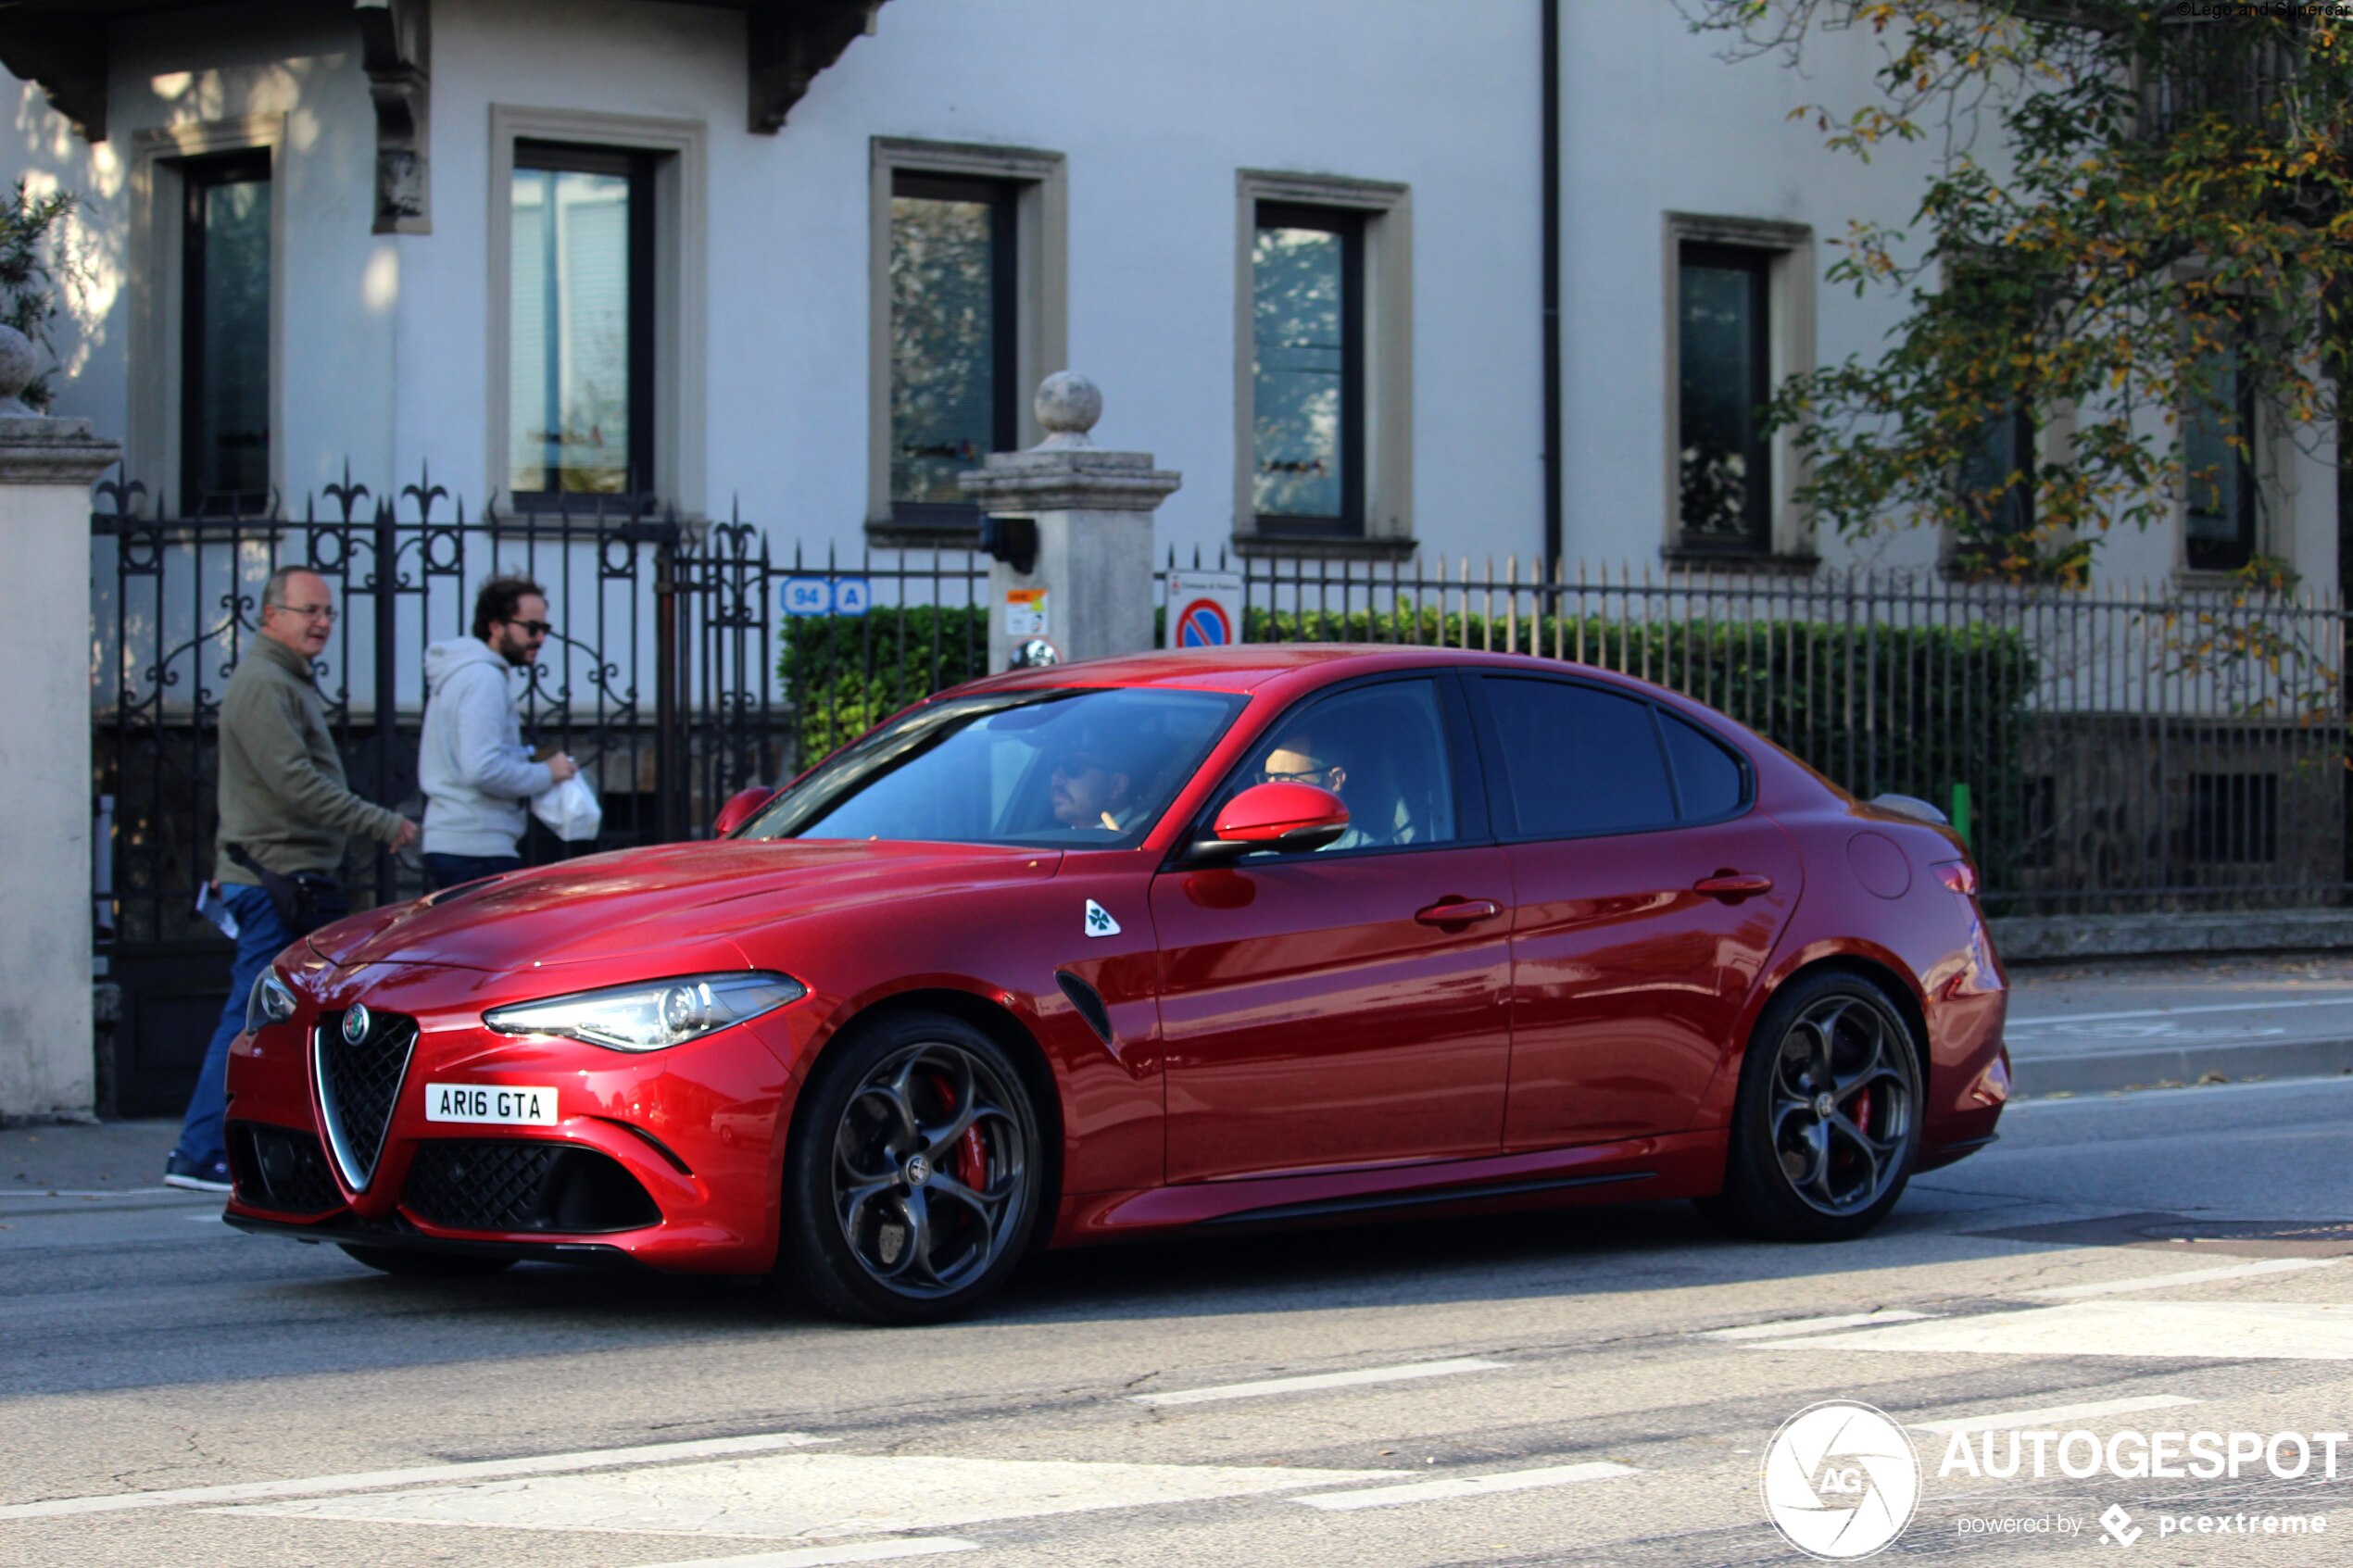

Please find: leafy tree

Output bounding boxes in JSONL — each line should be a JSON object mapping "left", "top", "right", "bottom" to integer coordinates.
{"left": 1681, "top": 2, "right": 2352, "bottom": 582}
{"left": 0, "top": 180, "right": 77, "bottom": 411}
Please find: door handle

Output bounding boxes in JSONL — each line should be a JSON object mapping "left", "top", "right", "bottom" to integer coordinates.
{"left": 1693, "top": 873, "right": 1773, "bottom": 897}
{"left": 1416, "top": 897, "right": 1503, "bottom": 926}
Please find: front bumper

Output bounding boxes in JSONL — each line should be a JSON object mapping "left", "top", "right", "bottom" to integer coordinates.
{"left": 222, "top": 958, "right": 815, "bottom": 1274}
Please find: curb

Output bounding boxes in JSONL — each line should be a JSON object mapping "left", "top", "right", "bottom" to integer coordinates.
{"left": 1993, "top": 909, "right": 2353, "bottom": 964}
{"left": 2012, "top": 1035, "right": 2353, "bottom": 1098}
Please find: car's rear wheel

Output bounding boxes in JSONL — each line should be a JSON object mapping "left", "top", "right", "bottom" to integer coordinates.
{"left": 1708, "top": 971, "right": 1921, "bottom": 1242}
{"left": 780, "top": 1011, "right": 1043, "bottom": 1325}
{"left": 339, "top": 1245, "right": 516, "bottom": 1277}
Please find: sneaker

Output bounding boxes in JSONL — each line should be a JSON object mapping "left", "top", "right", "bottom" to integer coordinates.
{"left": 163, "top": 1152, "right": 233, "bottom": 1194}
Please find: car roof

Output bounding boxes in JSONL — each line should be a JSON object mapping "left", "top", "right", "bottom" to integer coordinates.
{"left": 965, "top": 643, "right": 1629, "bottom": 697}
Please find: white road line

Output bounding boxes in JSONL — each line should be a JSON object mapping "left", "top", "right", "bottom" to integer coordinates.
{"left": 2007, "top": 997, "right": 2353, "bottom": 1028}
{"left": 624, "top": 1543, "right": 978, "bottom": 1568}
{"left": 1701, "top": 1310, "right": 1934, "bottom": 1340}
{"left": 1753, "top": 1299, "right": 2353, "bottom": 1361}
{"left": 1130, "top": 1357, "right": 1506, "bottom": 1407}
{"left": 1910, "top": 1394, "right": 2202, "bottom": 1434}
{"left": 0, "top": 1432, "right": 831, "bottom": 1522}
{"left": 1294, "top": 1461, "right": 1640, "bottom": 1512}
{"left": 2016, "top": 1257, "right": 2339, "bottom": 1299}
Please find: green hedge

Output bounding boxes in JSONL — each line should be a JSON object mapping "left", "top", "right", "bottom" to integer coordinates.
{"left": 779, "top": 606, "right": 988, "bottom": 764}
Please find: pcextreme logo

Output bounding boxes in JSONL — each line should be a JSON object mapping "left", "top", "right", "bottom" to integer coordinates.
{"left": 1762, "top": 1400, "right": 1922, "bottom": 1560}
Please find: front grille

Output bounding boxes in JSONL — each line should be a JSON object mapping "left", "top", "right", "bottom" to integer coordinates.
{"left": 226, "top": 1122, "right": 344, "bottom": 1214}
{"left": 402, "top": 1140, "right": 661, "bottom": 1234}
{"left": 315, "top": 1007, "right": 418, "bottom": 1190}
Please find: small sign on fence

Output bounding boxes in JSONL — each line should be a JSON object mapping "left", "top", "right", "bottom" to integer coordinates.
{"left": 1163, "top": 570, "right": 1244, "bottom": 649}
{"left": 1003, "top": 587, "right": 1050, "bottom": 637}
{"left": 782, "top": 575, "right": 871, "bottom": 618}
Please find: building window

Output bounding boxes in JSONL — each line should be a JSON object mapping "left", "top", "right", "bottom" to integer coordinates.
{"left": 2183, "top": 344, "right": 2258, "bottom": 571}
{"left": 507, "top": 144, "right": 654, "bottom": 501}
{"left": 486, "top": 107, "right": 707, "bottom": 516}
{"left": 888, "top": 174, "right": 1017, "bottom": 523}
{"left": 1251, "top": 206, "right": 1364, "bottom": 535}
{"left": 1676, "top": 243, "right": 1775, "bottom": 549}
{"left": 868, "top": 140, "right": 1067, "bottom": 542}
{"left": 181, "top": 151, "right": 271, "bottom": 516}
{"left": 1958, "top": 406, "right": 2036, "bottom": 539}
{"left": 1663, "top": 215, "right": 1813, "bottom": 560}
{"left": 1232, "top": 171, "right": 1411, "bottom": 553}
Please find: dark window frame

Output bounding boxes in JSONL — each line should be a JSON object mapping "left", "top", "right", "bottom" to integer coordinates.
{"left": 887, "top": 170, "right": 1019, "bottom": 537}
{"left": 1252, "top": 202, "right": 1366, "bottom": 540}
{"left": 1464, "top": 674, "right": 1756, "bottom": 844}
{"left": 2184, "top": 349, "right": 2259, "bottom": 571}
{"left": 1675, "top": 240, "right": 1775, "bottom": 555}
{"left": 180, "top": 148, "right": 272, "bottom": 518}
{"left": 1959, "top": 404, "right": 2037, "bottom": 540}
{"left": 508, "top": 141, "right": 658, "bottom": 508}
{"left": 1173, "top": 671, "right": 1491, "bottom": 866}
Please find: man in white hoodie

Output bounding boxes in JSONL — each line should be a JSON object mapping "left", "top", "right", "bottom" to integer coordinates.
{"left": 418, "top": 574, "right": 579, "bottom": 890}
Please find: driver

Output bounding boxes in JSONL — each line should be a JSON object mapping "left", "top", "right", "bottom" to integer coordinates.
{"left": 1251, "top": 727, "right": 1374, "bottom": 850}
{"left": 1049, "top": 741, "right": 1138, "bottom": 832}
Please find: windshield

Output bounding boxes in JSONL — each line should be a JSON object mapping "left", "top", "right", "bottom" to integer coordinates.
{"left": 739, "top": 686, "right": 1245, "bottom": 848}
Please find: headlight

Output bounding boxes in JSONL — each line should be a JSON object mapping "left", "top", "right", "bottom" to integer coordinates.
{"left": 483, "top": 972, "right": 805, "bottom": 1052}
{"left": 245, "top": 971, "right": 297, "bottom": 1035}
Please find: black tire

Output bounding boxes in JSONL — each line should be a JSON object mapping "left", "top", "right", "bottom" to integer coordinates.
{"left": 339, "top": 1245, "right": 517, "bottom": 1277}
{"left": 1707, "top": 971, "right": 1923, "bottom": 1242}
{"left": 779, "top": 1010, "right": 1044, "bottom": 1325}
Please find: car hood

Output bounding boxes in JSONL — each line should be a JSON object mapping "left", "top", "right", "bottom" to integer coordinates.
{"left": 311, "top": 840, "right": 1064, "bottom": 972}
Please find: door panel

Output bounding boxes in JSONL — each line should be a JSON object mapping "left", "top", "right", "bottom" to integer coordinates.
{"left": 1152, "top": 847, "right": 1515, "bottom": 1182}
{"left": 1503, "top": 816, "right": 1800, "bottom": 1148}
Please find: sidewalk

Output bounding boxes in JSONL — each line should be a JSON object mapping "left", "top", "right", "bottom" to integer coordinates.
{"left": 1, "top": 1117, "right": 195, "bottom": 1200}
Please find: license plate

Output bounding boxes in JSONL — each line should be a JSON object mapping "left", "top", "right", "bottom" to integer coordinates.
{"left": 422, "top": 1082, "right": 560, "bottom": 1125}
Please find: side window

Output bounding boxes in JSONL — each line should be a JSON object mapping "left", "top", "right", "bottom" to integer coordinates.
{"left": 1241, "top": 679, "right": 1458, "bottom": 852}
{"left": 1659, "top": 709, "right": 1748, "bottom": 821}
{"left": 1482, "top": 679, "right": 1675, "bottom": 838}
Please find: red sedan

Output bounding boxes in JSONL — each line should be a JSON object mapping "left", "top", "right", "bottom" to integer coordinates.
{"left": 223, "top": 646, "right": 2008, "bottom": 1323}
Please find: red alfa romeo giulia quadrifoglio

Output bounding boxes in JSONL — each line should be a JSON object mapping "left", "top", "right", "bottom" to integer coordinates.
{"left": 222, "top": 646, "right": 2008, "bottom": 1323}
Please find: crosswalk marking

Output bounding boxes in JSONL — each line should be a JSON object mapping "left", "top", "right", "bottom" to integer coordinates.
{"left": 623, "top": 1543, "right": 978, "bottom": 1568}
{"left": 1701, "top": 1310, "right": 1933, "bottom": 1340}
{"left": 2016, "top": 1257, "right": 2338, "bottom": 1299}
{"left": 1293, "top": 1461, "right": 1641, "bottom": 1512}
{"left": 1909, "top": 1394, "right": 2202, "bottom": 1434}
{"left": 1131, "top": 1357, "right": 1507, "bottom": 1406}
{"left": 1752, "top": 1299, "right": 2353, "bottom": 1360}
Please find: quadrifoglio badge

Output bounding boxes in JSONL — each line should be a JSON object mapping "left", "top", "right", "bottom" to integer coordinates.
{"left": 1762, "top": 1401, "right": 1920, "bottom": 1559}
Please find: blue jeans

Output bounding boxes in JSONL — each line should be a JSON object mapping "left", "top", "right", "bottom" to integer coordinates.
{"left": 175, "top": 883, "right": 294, "bottom": 1166}
{"left": 423, "top": 852, "right": 524, "bottom": 892}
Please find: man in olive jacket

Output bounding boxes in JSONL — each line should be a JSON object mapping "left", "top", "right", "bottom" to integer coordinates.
{"left": 165, "top": 566, "right": 417, "bottom": 1192}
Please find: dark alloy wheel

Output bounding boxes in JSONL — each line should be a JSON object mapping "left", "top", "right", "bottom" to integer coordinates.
{"left": 780, "top": 1011, "right": 1043, "bottom": 1325}
{"left": 339, "top": 1245, "right": 516, "bottom": 1277}
{"left": 1708, "top": 972, "right": 1922, "bottom": 1242}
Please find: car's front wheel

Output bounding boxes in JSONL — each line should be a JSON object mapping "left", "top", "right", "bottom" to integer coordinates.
{"left": 1708, "top": 971, "right": 1922, "bottom": 1242}
{"left": 780, "top": 1010, "right": 1044, "bottom": 1324}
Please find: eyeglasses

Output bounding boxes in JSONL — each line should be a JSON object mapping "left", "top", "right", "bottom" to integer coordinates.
{"left": 270, "top": 602, "right": 336, "bottom": 622}
{"left": 1253, "top": 761, "right": 1331, "bottom": 785}
{"left": 1051, "top": 755, "right": 1110, "bottom": 778}
{"left": 506, "top": 620, "right": 556, "bottom": 638}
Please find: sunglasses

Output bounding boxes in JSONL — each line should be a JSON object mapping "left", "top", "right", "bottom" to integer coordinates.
{"left": 506, "top": 620, "right": 556, "bottom": 638}
{"left": 1253, "top": 761, "right": 1332, "bottom": 785}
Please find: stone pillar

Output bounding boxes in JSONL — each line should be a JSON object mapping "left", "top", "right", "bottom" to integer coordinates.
{"left": 0, "top": 328, "right": 120, "bottom": 1121}
{"left": 961, "top": 373, "right": 1180, "bottom": 672}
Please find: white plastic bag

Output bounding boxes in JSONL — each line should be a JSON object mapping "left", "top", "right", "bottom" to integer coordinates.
{"left": 531, "top": 773, "right": 603, "bottom": 843}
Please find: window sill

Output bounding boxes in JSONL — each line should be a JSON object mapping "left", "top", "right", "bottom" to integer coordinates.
{"left": 1231, "top": 532, "right": 1418, "bottom": 563}
{"left": 1658, "top": 546, "right": 1819, "bottom": 577}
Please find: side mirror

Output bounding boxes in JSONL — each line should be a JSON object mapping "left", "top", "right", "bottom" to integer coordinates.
{"left": 1190, "top": 781, "right": 1350, "bottom": 861}
{"left": 712, "top": 785, "right": 774, "bottom": 837}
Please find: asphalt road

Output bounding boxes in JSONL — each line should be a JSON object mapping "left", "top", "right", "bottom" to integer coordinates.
{"left": 5, "top": 1073, "right": 2351, "bottom": 1568}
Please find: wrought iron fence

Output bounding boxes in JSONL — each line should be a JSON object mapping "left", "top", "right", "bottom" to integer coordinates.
{"left": 1217, "top": 550, "right": 2350, "bottom": 917}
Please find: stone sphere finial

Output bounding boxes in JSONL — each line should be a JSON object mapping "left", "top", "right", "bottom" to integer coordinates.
{"left": 0, "top": 324, "right": 37, "bottom": 417}
{"left": 1033, "top": 370, "right": 1101, "bottom": 450}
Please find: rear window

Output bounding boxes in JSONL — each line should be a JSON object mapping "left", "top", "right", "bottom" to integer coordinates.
{"left": 1660, "top": 709, "right": 1747, "bottom": 820}
{"left": 1482, "top": 678, "right": 1675, "bottom": 837}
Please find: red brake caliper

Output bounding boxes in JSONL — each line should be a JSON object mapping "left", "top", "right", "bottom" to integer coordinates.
{"left": 1850, "top": 1088, "right": 1872, "bottom": 1135}
{"left": 930, "top": 1073, "right": 989, "bottom": 1188}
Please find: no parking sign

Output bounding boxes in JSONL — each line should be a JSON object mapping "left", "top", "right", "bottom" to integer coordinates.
{"left": 1164, "top": 570, "right": 1244, "bottom": 649}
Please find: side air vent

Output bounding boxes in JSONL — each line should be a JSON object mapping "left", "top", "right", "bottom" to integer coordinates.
{"left": 402, "top": 1140, "right": 661, "bottom": 1234}
{"left": 1055, "top": 972, "right": 1114, "bottom": 1047}
{"left": 226, "top": 1122, "right": 345, "bottom": 1215}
